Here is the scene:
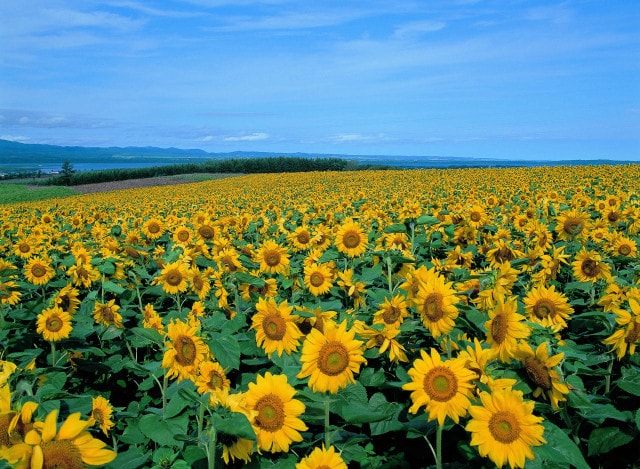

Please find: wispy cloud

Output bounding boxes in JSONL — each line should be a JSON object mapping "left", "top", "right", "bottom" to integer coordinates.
{"left": 0, "top": 134, "right": 31, "bottom": 143}
{"left": 393, "top": 20, "right": 446, "bottom": 38}
{"left": 330, "top": 133, "right": 386, "bottom": 143}
{"left": 224, "top": 132, "right": 269, "bottom": 142}
{"left": 0, "top": 109, "right": 113, "bottom": 129}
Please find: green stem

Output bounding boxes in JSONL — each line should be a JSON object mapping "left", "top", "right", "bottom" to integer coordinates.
{"left": 50, "top": 341, "right": 56, "bottom": 367}
{"left": 324, "top": 394, "right": 331, "bottom": 447}
{"left": 208, "top": 417, "right": 217, "bottom": 469}
{"left": 436, "top": 423, "right": 443, "bottom": 469}
{"left": 197, "top": 401, "right": 205, "bottom": 443}
{"left": 386, "top": 256, "right": 393, "bottom": 294}
{"left": 604, "top": 357, "right": 614, "bottom": 395}
{"left": 423, "top": 434, "right": 437, "bottom": 466}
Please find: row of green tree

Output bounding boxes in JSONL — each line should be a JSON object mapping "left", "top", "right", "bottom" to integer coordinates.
{"left": 39, "top": 157, "right": 387, "bottom": 186}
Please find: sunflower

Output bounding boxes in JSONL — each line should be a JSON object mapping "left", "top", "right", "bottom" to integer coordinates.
{"left": 296, "top": 445, "right": 348, "bottom": 469}
{"left": 373, "top": 294, "right": 409, "bottom": 329}
{"left": 517, "top": 342, "right": 569, "bottom": 409}
{"left": 466, "top": 204, "right": 487, "bottom": 229}
{"left": 612, "top": 236, "right": 637, "bottom": 257}
{"left": 336, "top": 269, "right": 367, "bottom": 309}
{"left": 289, "top": 225, "right": 313, "bottom": 251}
{"left": 54, "top": 285, "right": 81, "bottom": 315}
{"left": 335, "top": 220, "right": 368, "bottom": 257}
{"left": 555, "top": 208, "right": 590, "bottom": 241}
{"left": 571, "top": 249, "right": 611, "bottom": 283}
{"left": 92, "top": 299, "right": 123, "bottom": 328}
{"left": 355, "top": 323, "right": 408, "bottom": 363}
{"left": 154, "top": 260, "right": 190, "bottom": 295}
{"left": 141, "top": 303, "right": 164, "bottom": 333}
{"left": 251, "top": 298, "right": 303, "bottom": 357}
{"left": 142, "top": 217, "right": 165, "bottom": 239}
{"left": 602, "top": 300, "right": 640, "bottom": 359}
{"left": 245, "top": 372, "right": 307, "bottom": 453}
{"left": 465, "top": 388, "right": 546, "bottom": 469}
{"left": 459, "top": 338, "right": 518, "bottom": 393}
{"left": 23, "top": 409, "right": 117, "bottom": 468}
{"left": 23, "top": 257, "right": 55, "bottom": 286}
{"left": 484, "top": 297, "right": 530, "bottom": 363}
{"left": 66, "top": 261, "right": 100, "bottom": 288}
{"left": 214, "top": 247, "right": 244, "bottom": 273}
{"left": 172, "top": 225, "right": 194, "bottom": 247}
{"left": 304, "top": 263, "right": 334, "bottom": 296}
{"left": 36, "top": 307, "right": 72, "bottom": 342}
{"left": 195, "top": 360, "right": 230, "bottom": 405}
{"left": 402, "top": 348, "right": 476, "bottom": 425}
{"left": 90, "top": 396, "right": 115, "bottom": 436}
{"left": 523, "top": 285, "right": 574, "bottom": 332}
{"left": 412, "top": 267, "right": 460, "bottom": 339}
{"left": 298, "top": 320, "right": 366, "bottom": 394}
{"left": 255, "top": 240, "right": 290, "bottom": 275}
{"left": 162, "top": 319, "right": 209, "bottom": 381}
{"left": 13, "top": 237, "right": 38, "bottom": 259}
{"left": 220, "top": 392, "right": 257, "bottom": 464}
{"left": 0, "top": 280, "right": 21, "bottom": 306}
{"left": 189, "top": 267, "right": 211, "bottom": 300}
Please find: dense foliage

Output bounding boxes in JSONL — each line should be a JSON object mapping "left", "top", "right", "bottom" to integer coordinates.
{"left": 1, "top": 164, "right": 639, "bottom": 469}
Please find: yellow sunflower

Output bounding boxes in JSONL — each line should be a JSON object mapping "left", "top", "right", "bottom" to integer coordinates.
{"left": 66, "top": 261, "right": 100, "bottom": 288}
{"left": 523, "top": 285, "right": 574, "bottom": 332}
{"left": 172, "top": 225, "right": 194, "bottom": 247}
{"left": 23, "top": 409, "right": 117, "bottom": 468}
{"left": 220, "top": 392, "right": 257, "bottom": 465}
{"left": 304, "top": 263, "right": 334, "bottom": 296}
{"left": 373, "top": 294, "right": 409, "bottom": 329}
{"left": 335, "top": 220, "right": 368, "bottom": 257}
{"left": 296, "top": 444, "right": 348, "bottom": 469}
{"left": 612, "top": 236, "right": 637, "bottom": 257}
{"left": 251, "top": 298, "right": 303, "bottom": 357}
{"left": 162, "top": 319, "right": 209, "bottom": 381}
{"left": 92, "top": 299, "right": 123, "bottom": 328}
{"left": 54, "top": 285, "right": 81, "bottom": 315}
{"left": 142, "top": 217, "right": 165, "bottom": 239}
{"left": 466, "top": 388, "right": 546, "bottom": 469}
{"left": 13, "top": 237, "right": 38, "bottom": 259}
{"left": 571, "top": 249, "right": 611, "bottom": 283}
{"left": 214, "top": 247, "right": 244, "bottom": 273}
{"left": 459, "top": 338, "right": 518, "bottom": 393}
{"left": 189, "top": 267, "right": 211, "bottom": 300}
{"left": 402, "top": 348, "right": 476, "bottom": 425}
{"left": 194, "top": 360, "right": 230, "bottom": 405}
{"left": 154, "top": 260, "right": 190, "bottom": 295}
{"left": 141, "top": 304, "right": 164, "bottom": 333}
{"left": 485, "top": 297, "right": 530, "bottom": 363}
{"left": 23, "top": 257, "right": 55, "bottom": 286}
{"left": 289, "top": 225, "right": 313, "bottom": 251}
{"left": 602, "top": 300, "right": 640, "bottom": 359}
{"left": 245, "top": 372, "right": 307, "bottom": 453}
{"left": 298, "top": 320, "right": 366, "bottom": 394}
{"left": 255, "top": 240, "right": 290, "bottom": 275}
{"left": 90, "top": 395, "right": 115, "bottom": 436}
{"left": 36, "top": 307, "right": 72, "bottom": 342}
{"left": 356, "top": 323, "right": 408, "bottom": 363}
{"left": 412, "top": 267, "right": 460, "bottom": 339}
{"left": 0, "top": 280, "right": 21, "bottom": 306}
{"left": 517, "top": 342, "right": 570, "bottom": 409}
{"left": 555, "top": 208, "right": 590, "bottom": 241}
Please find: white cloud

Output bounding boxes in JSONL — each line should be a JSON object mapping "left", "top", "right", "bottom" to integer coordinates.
{"left": 202, "top": 135, "right": 214, "bottom": 141}
{"left": 330, "top": 133, "right": 385, "bottom": 143}
{"left": 0, "top": 135, "right": 30, "bottom": 142}
{"left": 393, "top": 20, "right": 446, "bottom": 39}
{"left": 224, "top": 132, "right": 269, "bottom": 142}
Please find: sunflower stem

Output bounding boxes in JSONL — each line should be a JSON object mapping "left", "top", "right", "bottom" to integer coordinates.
{"left": 50, "top": 341, "right": 56, "bottom": 367}
{"left": 386, "top": 256, "right": 393, "bottom": 294}
{"left": 208, "top": 416, "right": 217, "bottom": 469}
{"left": 604, "top": 357, "right": 614, "bottom": 395}
{"left": 324, "top": 393, "right": 331, "bottom": 447}
{"left": 423, "top": 434, "right": 437, "bottom": 466}
{"left": 436, "top": 423, "right": 443, "bottom": 469}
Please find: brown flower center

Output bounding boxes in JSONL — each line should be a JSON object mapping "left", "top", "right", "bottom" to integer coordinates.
{"left": 19, "top": 243, "right": 31, "bottom": 253}
{"left": 264, "top": 250, "right": 281, "bottom": 267}
{"left": 422, "top": 293, "right": 444, "bottom": 322}
{"left": 309, "top": 272, "right": 325, "bottom": 288}
{"left": 31, "top": 264, "right": 47, "bottom": 278}
{"left": 318, "top": 342, "right": 350, "bottom": 376}
{"left": 618, "top": 244, "right": 632, "bottom": 256}
{"left": 470, "top": 211, "right": 482, "bottom": 222}
{"left": 198, "top": 225, "right": 215, "bottom": 239}
{"left": 177, "top": 230, "right": 190, "bottom": 242}
{"left": 342, "top": 230, "right": 361, "bottom": 249}
{"left": 101, "top": 306, "right": 115, "bottom": 322}
{"left": 296, "top": 232, "right": 310, "bottom": 244}
{"left": 489, "top": 411, "right": 521, "bottom": 443}
{"left": 147, "top": 222, "right": 161, "bottom": 234}
{"left": 209, "top": 371, "right": 225, "bottom": 389}
{"left": 175, "top": 336, "right": 197, "bottom": 366}
{"left": 166, "top": 270, "right": 183, "bottom": 286}
{"left": 563, "top": 218, "right": 583, "bottom": 236}
{"left": 607, "top": 211, "right": 620, "bottom": 222}
{"left": 40, "top": 439, "right": 85, "bottom": 469}
{"left": 254, "top": 394, "right": 285, "bottom": 432}
{"left": 625, "top": 321, "right": 640, "bottom": 344}
{"left": 423, "top": 366, "right": 458, "bottom": 402}
{"left": 383, "top": 305, "right": 401, "bottom": 324}
{"left": 490, "top": 314, "right": 508, "bottom": 344}
{"left": 533, "top": 299, "right": 556, "bottom": 319}
{"left": 524, "top": 357, "right": 552, "bottom": 390}
{"left": 262, "top": 314, "right": 286, "bottom": 341}
{"left": 580, "top": 259, "right": 599, "bottom": 278}
{"left": 46, "top": 315, "right": 63, "bottom": 332}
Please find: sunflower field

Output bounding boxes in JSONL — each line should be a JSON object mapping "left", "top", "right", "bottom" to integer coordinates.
{"left": 1, "top": 164, "right": 639, "bottom": 469}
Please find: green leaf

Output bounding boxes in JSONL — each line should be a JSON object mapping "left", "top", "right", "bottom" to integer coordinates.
{"left": 208, "top": 334, "right": 241, "bottom": 371}
{"left": 587, "top": 427, "right": 634, "bottom": 457}
{"left": 616, "top": 366, "right": 640, "bottom": 396}
{"left": 138, "top": 413, "right": 189, "bottom": 447}
{"left": 101, "top": 325, "right": 123, "bottom": 340}
{"left": 99, "top": 262, "right": 116, "bottom": 275}
{"left": 534, "top": 421, "right": 590, "bottom": 469}
{"left": 234, "top": 271, "right": 265, "bottom": 287}
{"left": 106, "top": 447, "right": 151, "bottom": 469}
{"left": 360, "top": 263, "right": 383, "bottom": 284}
{"left": 576, "top": 402, "right": 629, "bottom": 425}
{"left": 102, "top": 280, "right": 125, "bottom": 294}
{"left": 416, "top": 215, "right": 441, "bottom": 225}
{"left": 318, "top": 248, "right": 340, "bottom": 263}
{"left": 382, "top": 223, "right": 407, "bottom": 233}
{"left": 213, "top": 412, "right": 256, "bottom": 440}
{"left": 636, "top": 409, "right": 640, "bottom": 431}
{"left": 129, "top": 327, "right": 164, "bottom": 346}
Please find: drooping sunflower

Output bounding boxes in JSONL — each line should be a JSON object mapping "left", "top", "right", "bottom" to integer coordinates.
{"left": 244, "top": 372, "right": 307, "bottom": 453}
{"left": 355, "top": 323, "right": 408, "bottom": 363}
{"left": 373, "top": 294, "right": 409, "bottom": 329}
{"left": 36, "top": 307, "right": 72, "bottom": 342}
{"left": 90, "top": 395, "right": 115, "bottom": 436}
{"left": 602, "top": 299, "right": 640, "bottom": 359}
{"left": 303, "top": 263, "right": 334, "bottom": 296}
{"left": 571, "top": 249, "right": 611, "bottom": 283}
{"left": 141, "top": 303, "right": 164, "bottom": 333}
{"left": 523, "top": 285, "right": 574, "bottom": 332}
{"left": 189, "top": 267, "right": 211, "bottom": 300}
{"left": 412, "top": 267, "right": 460, "bottom": 339}
{"left": 402, "top": 348, "right": 476, "bottom": 425}
{"left": 154, "top": 260, "right": 190, "bottom": 295}
{"left": 336, "top": 268, "right": 367, "bottom": 308}
{"left": 517, "top": 342, "right": 570, "bottom": 409}
{"left": 298, "top": 320, "right": 366, "bottom": 394}
{"left": 23, "top": 257, "right": 55, "bottom": 286}
{"left": 555, "top": 208, "right": 590, "bottom": 241}
{"left": 334, "top": 220, "right": 368, "bottom": 257}
{"left": 162, "top": 319, "right": 209, "bottom": 381}
{"left": 195, "top": 360, "right": 230, "bottom": 405}
{"left": 458, "top": 337, "right": 517, "bottom": 393}
{"left": 465, "top": 388, "right": 546, "bottom": 469}
{"left": 21, "top": 409, "right": 117, "bottom": 468}
{"left": 296, "top": 444, "right": 348, "bottom": 469}
{"left": 220, "top": 392, "right": 257, "bottom": 465}
{"left": 214, "top": 247, "right": 244, "bottom": 273}
{"left": 66, "top": 261, "right": 100, "bottom": 288}
{"left": 484, "top": 297, "right": 531, "bottom": 363}
{"left": 54, "top": 285, "right": 81, "bottom": 315}
{"left": 251, "top": 298, "right": 303, "bottom": 357}
{"left": 255, "top": 240, "right": 290, "bottom": 275}
{"left": 92, "top": 299, "right": 123, "bottom": 329}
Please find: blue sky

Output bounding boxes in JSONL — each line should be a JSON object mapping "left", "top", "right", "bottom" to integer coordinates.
{"left": 1, "top": 0, "right": 639, "bottom": 161}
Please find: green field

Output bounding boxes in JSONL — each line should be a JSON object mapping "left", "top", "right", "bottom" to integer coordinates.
{"left": 0, "top": 183, "right": 79, "bottom": 204}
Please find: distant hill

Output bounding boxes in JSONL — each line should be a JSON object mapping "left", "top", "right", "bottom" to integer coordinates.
{"left": 0, "top": 138, "right": 635, "bottom": 170}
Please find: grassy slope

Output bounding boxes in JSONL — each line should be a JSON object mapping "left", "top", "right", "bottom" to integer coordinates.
{"left": 0, "top": 183, "right": 79, "bottom": 204}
